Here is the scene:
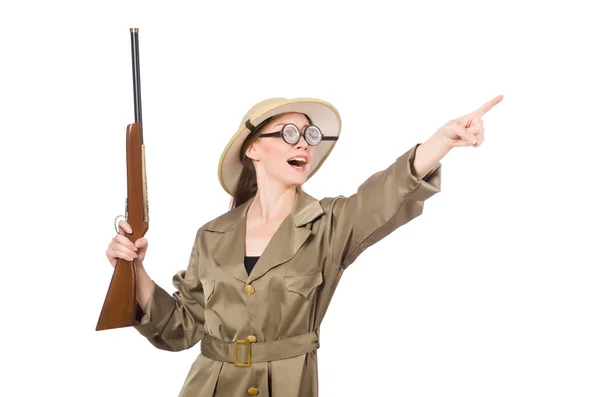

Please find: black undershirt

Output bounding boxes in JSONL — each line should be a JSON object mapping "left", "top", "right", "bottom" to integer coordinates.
{"left": 244, "top": 255, "right": 260, "bottom": 276}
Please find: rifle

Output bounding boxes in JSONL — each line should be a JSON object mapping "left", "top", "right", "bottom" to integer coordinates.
{"left": 96, "top": 28, "right": 149, "bottom": 331}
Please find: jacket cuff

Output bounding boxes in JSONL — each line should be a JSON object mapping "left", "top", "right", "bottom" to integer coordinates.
{"left": 133, "top": 281, "right": 176, "bottom": 338}
{"left": 403, "top": 143, "right": 442, "bottom": 201}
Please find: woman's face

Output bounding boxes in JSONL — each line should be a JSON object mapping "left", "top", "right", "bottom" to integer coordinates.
{"left": 245, "top": 112, "right": 316, "bottom": 189}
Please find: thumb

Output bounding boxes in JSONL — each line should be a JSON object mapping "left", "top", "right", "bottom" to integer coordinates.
{"left": 452, "top": 121, "right": 478, "bottom": 145}
{"left": 451, "top": 139, "right": 474, "bottom": 148}
{"left": 135, "top": 238, "right": 147, "bottom": 248}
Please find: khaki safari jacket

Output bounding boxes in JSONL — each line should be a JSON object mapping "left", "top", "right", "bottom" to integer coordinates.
{"left": 134, "top": 143, "right": 442, "bottom": 396}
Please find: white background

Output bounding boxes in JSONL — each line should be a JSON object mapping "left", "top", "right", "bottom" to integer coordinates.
{"left": 1, "top": 0, "right": 599, "bottom": 396}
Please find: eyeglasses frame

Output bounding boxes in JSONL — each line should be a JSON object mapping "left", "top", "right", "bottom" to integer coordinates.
{"left": 259, "top": 123, "right": 338, "bottom": 146}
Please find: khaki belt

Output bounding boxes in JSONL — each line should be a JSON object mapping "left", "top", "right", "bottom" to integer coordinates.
{"left": 200, "top": 331, "right": 319, "bottom": 367}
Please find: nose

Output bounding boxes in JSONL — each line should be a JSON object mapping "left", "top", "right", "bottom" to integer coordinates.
{"left": 295, "top": 136, "right": 309, "bottom": 149}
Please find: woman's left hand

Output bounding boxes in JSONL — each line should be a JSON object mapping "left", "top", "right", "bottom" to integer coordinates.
{"left": 437, "top": 95, "right": 503, "bottom": 149}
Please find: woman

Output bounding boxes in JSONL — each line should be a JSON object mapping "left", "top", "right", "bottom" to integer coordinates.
{"left": 106, "top": 96, "right": 503, "bottom": 396}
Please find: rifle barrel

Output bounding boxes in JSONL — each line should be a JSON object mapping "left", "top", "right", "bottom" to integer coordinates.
{"left": 130, "top": 28, "right": 143, "bottom": 143}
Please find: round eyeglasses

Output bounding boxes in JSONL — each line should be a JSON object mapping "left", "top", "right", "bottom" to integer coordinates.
{"left": 259, "top": 123, "right": 338, "bottom": 146}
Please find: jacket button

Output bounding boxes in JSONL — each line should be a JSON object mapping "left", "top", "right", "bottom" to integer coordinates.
{"left": 244, "top": 284, "right": 255, "bottom": 295}
{"left": 247, "top": 387, "right": 259, "bottom": 395}
{"left": 246, "top": 335, "right": 257, "bottom": 343}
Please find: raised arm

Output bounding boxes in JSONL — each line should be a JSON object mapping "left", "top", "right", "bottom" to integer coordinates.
{"left": 326, "top": 94, "right": 503, "bottom": 270}
{"left": 326, "top": 140, "right": 442, "bottom": 270}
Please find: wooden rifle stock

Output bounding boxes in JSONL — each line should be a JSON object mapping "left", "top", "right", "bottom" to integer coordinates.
{"left": 96, "top": 29, "right": 149, "bottom": 331}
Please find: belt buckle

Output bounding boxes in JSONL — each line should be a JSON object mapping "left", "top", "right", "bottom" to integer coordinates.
{"left": 234, "top": 339, "right": 252, "bottom": 367}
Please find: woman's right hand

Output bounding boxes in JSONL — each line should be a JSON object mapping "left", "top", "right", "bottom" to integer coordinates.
{"left": 106, "top": 220, "right": 148, "bottom": 268}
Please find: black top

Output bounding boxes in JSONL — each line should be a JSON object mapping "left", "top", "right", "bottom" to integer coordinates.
{"left": 244, "top": 255, "right": 260, "bottom": 276}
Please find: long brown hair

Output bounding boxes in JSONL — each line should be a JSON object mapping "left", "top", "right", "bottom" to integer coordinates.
{"left": 229, "top": 113, "right": 310, "bottom": 210}
{"left": 230, "top": 152, "right": 258, "bottom": 210}
{"left": 229, "top": 121, "right": 262, "bottom": 210}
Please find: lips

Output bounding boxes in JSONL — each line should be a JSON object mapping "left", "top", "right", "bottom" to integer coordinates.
{"left": 287, "top": 155, "right": 308, "bottom": 172}
{"left": 287, "top": 156, "right": 307, "bottom": 167}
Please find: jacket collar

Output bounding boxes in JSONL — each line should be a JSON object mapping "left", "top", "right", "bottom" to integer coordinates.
{"left": 208, "top": 188, "right": 324, "bottom": 283}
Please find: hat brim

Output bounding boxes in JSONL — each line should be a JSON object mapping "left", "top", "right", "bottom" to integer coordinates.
{"left": 219, "top": 98, "right": 342, "bottom": 197}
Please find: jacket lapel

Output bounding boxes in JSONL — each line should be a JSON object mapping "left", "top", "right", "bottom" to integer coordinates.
{"left": 209, "top": 188, "right": 324, "bottom": 284}
{"left": 248, "top": 188, "right": 324, "bottom": 283}
{"left": 246, "top": 214, "right": 309, "bottom": 283}
{"left": 210, "top": 199, "right": 252, "bottom": 283}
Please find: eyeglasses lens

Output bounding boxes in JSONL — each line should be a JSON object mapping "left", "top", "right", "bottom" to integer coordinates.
{"left": 282, "top": 124, "right": 300, "bottom": 144}
{"left": 305, "top": 126, "right": 321, "bottom": 145}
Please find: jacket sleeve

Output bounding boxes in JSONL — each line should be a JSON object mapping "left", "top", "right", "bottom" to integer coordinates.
{"left": 133, "top": 230, "right": 207, "bottom": 352}
{"left": 326, "top": 143, "right": 442, "bottom": 270}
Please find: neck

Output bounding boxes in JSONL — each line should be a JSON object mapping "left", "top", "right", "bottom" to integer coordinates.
{"left": 248, "top": 185, "right": 297, "bottom": 225}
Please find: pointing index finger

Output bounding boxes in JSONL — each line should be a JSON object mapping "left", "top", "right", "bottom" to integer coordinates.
{"left": 473, "top": 95, "right": 503, "bottom": 118}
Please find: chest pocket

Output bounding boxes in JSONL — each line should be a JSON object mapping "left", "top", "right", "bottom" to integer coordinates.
{"left": 284, "top": 271, "right": 323, "bottom": 298}
{"left": 201, "top": 279, "right": 215, "bottom": 304}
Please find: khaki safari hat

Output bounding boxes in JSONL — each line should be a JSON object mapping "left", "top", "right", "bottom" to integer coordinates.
{"left": 218, "top": 97, "right": 342, "bottom": 196}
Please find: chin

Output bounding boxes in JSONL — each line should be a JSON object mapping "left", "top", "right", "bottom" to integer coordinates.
{"left": 289, "top": 178, "right": 307, "bottom": 188}
{"left": 284, "top": 175, "right": 307, "bottom": 189}
{"left": 280, "top": 166, "right": 310, "bottom": 188}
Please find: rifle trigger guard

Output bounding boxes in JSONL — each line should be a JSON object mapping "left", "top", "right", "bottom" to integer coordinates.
{"left": 114, "top": 215, "right": 127, "bottom": 235}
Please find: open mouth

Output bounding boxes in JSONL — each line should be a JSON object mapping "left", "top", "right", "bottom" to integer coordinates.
{"left": 287, "top": 157, "right": 307, "bottom": 171}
